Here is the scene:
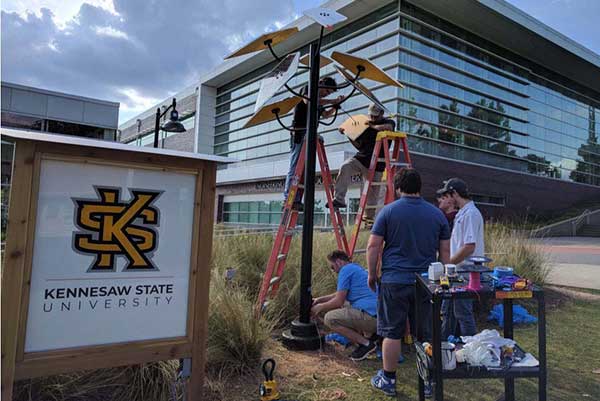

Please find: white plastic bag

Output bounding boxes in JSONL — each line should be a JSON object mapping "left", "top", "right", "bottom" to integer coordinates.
{"left": 459, "top": 329, "right": 514, "bottom": 368}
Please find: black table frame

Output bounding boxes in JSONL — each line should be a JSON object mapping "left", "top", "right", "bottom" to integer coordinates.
{"left": 414, "top": 274, "right": 547, "bottom": 401}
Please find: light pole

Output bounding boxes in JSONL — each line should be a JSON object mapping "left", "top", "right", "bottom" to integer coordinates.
{"left": 153, "top": 98, "right": 186, "bottom": 148}
{"left": 281, "top": 30, "right": 325, "bottom": 350}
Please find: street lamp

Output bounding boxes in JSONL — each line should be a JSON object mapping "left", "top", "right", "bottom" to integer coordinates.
{"left": 154, "top": 98, "right": 186, "bottom": 148}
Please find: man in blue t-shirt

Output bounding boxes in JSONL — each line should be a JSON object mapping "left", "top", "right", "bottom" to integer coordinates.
{"left": 311, "top": 250, "right": 378, "bottom": 361}
{"left": 368, "top": 168, "right": 450, "bottom": 397}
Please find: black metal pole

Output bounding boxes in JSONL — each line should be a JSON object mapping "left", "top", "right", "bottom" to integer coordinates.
{"left": 280, "top": 28, "right": 325, "bottom": 351}
{"left": 298, "top": 38, "right": 322, "bottom": 324}
{"left": 153, "top": 98, "right": 177, "bottom": 148}
{"left": 153, "top": 107, "right": 161, "bottom": 148}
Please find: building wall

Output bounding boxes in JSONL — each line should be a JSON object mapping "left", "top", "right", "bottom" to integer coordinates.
{"left": 119, "top": 90, "right": 198, "bottom": 148}
{"left": 215, "top": 151, "right": 600, "bottom": 223}
{"left": 1, "top": 82, "right": 119, "bottom": 140}
{"left": 212, "top": 0, "right": 599, "bottom": 189}
{"left": 119, "top": 0, "right": 600, "bottom": 223}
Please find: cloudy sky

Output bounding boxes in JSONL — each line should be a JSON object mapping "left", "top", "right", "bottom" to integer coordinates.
{"left": 2, "top": 0, "right": 599, "bottom": 124}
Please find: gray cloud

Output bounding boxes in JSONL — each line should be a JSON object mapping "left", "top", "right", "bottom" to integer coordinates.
{"left": 1, "top": 0, "right": 296, "bottom": 120}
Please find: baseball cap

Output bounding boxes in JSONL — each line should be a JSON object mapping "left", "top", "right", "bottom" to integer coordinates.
{"left": 368, "top": 103, "right": 384, "bottom": 116}
{"left": 437, "top": 178, "right": 469, "bottom": 197}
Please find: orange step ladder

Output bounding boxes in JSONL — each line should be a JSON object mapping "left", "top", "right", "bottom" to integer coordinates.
{"left": 345, "top": 131, "right": 413, "bottom": 344}
{"left": 348, "top": 131, "right": 412, "bottom": 257}
{"left": 256, "top": 138, "right": 349, "bottom": 313}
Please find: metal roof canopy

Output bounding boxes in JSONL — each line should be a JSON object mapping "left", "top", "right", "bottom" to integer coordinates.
{"left": 411, "top": 0, "right": 600, "bottom": 96}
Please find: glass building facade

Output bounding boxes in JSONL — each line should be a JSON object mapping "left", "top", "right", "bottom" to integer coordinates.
{"left": 213, "top": 1, "right": 599, "bottom": 186}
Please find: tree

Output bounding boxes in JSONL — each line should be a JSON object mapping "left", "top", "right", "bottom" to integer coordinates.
{"left": 570, "top": 106, "right": 600, "bottom": 186}
{"left": 464, "top": 99, "right": 515, "bottom": 156}
{"left": 438, "top": 100, "right": 462, "bottom": 143}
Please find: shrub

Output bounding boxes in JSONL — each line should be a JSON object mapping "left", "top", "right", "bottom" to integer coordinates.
{"left": 485, "top": 223, "right": 551, "bottom": 285}
{"left": 206, "top": 271, "right": 275, "bottom": 374}
{"left": 14, "top": 361, "right": 179, "bottom": 401}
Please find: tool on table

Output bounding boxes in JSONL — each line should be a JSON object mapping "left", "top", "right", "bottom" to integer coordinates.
{"left": 428, "top": 262, "right": 444, "bottom": 281}
{"left": 445, "top": 263, "right": 457, "bottom": 278}
{"left": 259, "top": 359, "right": 280, "bottom": 401}
{"left": 458, "top": 256, "right": 492, "bottom": 291}
{"left": 439, "top": 275, "right": 450, "bottom": 290}
{"left": 512, "top": 278, "right": 531, "bottom": 291}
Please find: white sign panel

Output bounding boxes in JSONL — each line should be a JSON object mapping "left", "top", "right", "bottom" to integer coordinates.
{"left": 303, "top": 8, "right": 347, "bottom": 28}
{"left": 25, "top": 159, "right": 196, "bottom": 352}
{"left": 255, "top": 52, "right": 300, "bottom": 113}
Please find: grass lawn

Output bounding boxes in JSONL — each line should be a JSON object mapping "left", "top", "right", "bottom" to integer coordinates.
{"left": 209, "top": 293, "right": 600, "bottom": 401}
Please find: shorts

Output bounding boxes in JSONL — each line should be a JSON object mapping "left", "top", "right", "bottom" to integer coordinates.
{"left": 324, "top": 304, "right": 377, "bottom": 335}
{"left": 377, "top": 282, "right": 432, "bottom": 340}
{"left": 377, "top": 283, "right": 414, "bottom": 340}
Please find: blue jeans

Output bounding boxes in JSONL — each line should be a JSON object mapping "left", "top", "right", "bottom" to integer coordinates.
{"left": 441, "top": 299, "right": 477, "bottom": 339}
{"left": 283, "top": 139, "right": 303, "bottom": 202}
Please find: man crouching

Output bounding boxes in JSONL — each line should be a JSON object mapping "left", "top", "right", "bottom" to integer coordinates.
{"left": 311, "top": 250, "right": 378, "bottom": 361}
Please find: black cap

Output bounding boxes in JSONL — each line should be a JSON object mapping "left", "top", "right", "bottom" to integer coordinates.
{"left": 437, "top": 178, "right": 469, "bottom": 197}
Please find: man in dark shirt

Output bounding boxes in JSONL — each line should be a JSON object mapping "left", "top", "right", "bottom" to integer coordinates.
{"left": 367, "top": 169, "right": 450, "bottom": 397}
{"left": 283, "top": 76, "right": 341, "bottom": 210}
{"left": 333, "top": 103, "right": 395, "bottom": 223}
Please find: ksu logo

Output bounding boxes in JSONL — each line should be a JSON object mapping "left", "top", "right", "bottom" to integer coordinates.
{"left": 72, "top": 187, "right": 162, "bottom": 272}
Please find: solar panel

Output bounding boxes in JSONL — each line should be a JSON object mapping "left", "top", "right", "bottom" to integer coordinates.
{"left": 225, "top": 27, "right": 299, "bottom": 59}
{"left": 254, "top": 52, "right": 300, "bottom": 113}
{"left": 244, "top": 96, "right": 303, "bottom": 129}
{"left": 303, "top": 7, "right": 347, "bottom": 28}
{"left": 339, "top": 114, "right": 370, "bottom": 141}
{"left": 331, "top": 51, "right": 404, "bottom": 88}
{"left": 333, "top": 65, "right": 390, "bottom": 113}
{"left": 299, "top": 54, "right": 333, "bottom": 68}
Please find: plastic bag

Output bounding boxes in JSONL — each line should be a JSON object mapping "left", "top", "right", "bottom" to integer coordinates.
{"left": 488, "top": 304, "right": 537, "bottom": 327}
{"left": 459, "top": 329, "right": 515, "bottom": 368}
{"left": 325, "top": 333, "right": 351, "bottom": 347}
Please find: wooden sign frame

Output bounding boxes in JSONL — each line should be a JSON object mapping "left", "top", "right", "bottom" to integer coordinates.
{"left": 1, "top": 133, "right": 226, "bottom": 400}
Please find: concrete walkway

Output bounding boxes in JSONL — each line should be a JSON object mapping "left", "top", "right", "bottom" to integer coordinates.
{"left": 534, "top": 237, "right": 600, "bottom": 290}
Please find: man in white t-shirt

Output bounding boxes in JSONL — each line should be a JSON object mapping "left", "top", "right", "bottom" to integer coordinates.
{"left": 436, "top": 178, "right": 484, "bottom": 338}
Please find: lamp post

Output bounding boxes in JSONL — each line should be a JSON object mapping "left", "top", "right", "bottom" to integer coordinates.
{"left": 281, "top": 28, "right": 326, "bottom": 350}
{"left": 153, "top": 98, "right": 186, "bottom": 148}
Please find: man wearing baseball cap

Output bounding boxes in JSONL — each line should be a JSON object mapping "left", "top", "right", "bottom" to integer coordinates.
{"left": 333, "top": 103, "right": 395, "bottom": 226}
{"left": 436, "top": 178, "right": 485, "bottom": 338}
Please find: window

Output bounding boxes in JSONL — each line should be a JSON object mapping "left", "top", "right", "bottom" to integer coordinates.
{"left": 471, "top": 193, "right": 505, "bottom": 207}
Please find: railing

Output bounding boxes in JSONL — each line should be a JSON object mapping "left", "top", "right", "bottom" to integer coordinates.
{"left": 572, "top": 209, "right": 591, "bottom": 236}
{"left": 530, "top": 208, "right": 600, "bottom": 237}
{"left": 214, "top": 224, "right": 336, "bottom": 237}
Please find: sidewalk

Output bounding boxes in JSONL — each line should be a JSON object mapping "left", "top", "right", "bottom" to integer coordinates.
{"left": 534, "top": 237, "right": 600, "bottom": 290}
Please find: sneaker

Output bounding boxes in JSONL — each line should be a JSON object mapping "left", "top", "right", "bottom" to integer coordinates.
{"left": 424, "top": 381, "right": 433, "bottom": 399}
{"left": 291, "top": 202, "right": 304, "bottom": 212}
{"left": 368, "top": 333, "right": 382, "bottom": 345}
{"left": 350, "top": 341, "right": 377, "bottom": 361}
{"left": 326, "top": 199, "right": 347, "bottom": 209}
{"left": 371, "top": 369, "right": 396, "bottom": 397}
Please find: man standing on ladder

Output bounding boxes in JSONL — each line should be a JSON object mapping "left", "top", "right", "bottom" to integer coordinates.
{"left": 367, "top": 169, "right": 450, "bottom": 397}
{"left": 283, "top": 77, "right": 342, "bottom": 211}
{"left": 331, "top": 103, "right": 395, "bottom": 227}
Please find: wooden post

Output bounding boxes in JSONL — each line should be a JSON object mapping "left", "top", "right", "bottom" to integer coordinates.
{"left": 187, "top": 164, "right": 216, "bottom": 399}
{"left": 1, "top": 141, "right": 35, "bottom": 400}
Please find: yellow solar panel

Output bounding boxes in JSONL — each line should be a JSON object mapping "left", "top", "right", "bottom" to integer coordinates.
{"left": 243, "top": 96, "right": 303, "bottom": 128}
{"left": 339, "top": 114, "right": 370, "bottom": 141}
{"left": 331, "top": 51, "right": 404, "bottom": 88}
{"left": 225, "top": 27, "right": 299, "bottom": 59}
{"left": 299, "top": 54, "right": 333, "bottom": 68}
